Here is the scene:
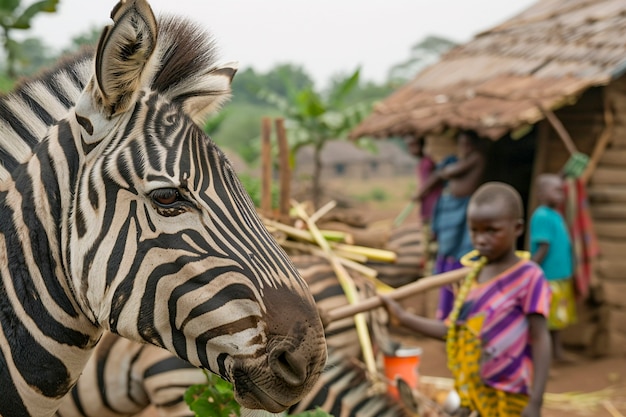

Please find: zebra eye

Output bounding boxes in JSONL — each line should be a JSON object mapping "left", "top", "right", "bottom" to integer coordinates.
{"left": 150, "top": 188, "right": 182, "bottom": 207}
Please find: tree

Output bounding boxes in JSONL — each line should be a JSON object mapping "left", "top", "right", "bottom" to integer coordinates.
{"left": 0, "top": 0, "right": 59, "bottom": 78}
{"left": 261, "top": 68, "right": 371, "bottom": 208}
{"left": 387, "top": 35, "right": 456, "bottom": 85}
{"left": 326, "top": 72, "right": 395, "bottom": 106}
{"left": 231, "top": 64, "right": 314, "bottom": 106}
{"left": 10, "top": 36, "right": 55, "bottom": 75}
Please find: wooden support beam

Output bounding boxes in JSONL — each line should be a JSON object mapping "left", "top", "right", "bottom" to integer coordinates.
{"left": 538, "top": 103, "right": 578, "bottom": 155}
{"left": 581, "top": 90, "right": 615, "bottom": 185}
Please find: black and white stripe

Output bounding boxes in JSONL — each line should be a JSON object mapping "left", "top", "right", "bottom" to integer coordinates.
{"left": 365, "top": 222, "right": 425, "bottom": 288}
{"left": 0, "top": 1, "right": 326, "bottom": 415}
{"left": 57, "top": 255, "right": 409, "bottom": 417}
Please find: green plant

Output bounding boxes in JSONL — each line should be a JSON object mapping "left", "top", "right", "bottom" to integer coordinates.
{"left": 185, "top": 372, "right": 240, "bottom": 417}
{"left": 259, "top": 68, "right": 370, "bottom": 208}
{"left": 0, "top": 0, "right": 59, "bottom": 78}
{"left": 238, "top": 173, "right": 279, "bottom": 209}
{"left": 356, "top": 187, "right": 388, "bottom": 202}
{"left": 369, "top": 187, "right": 388, "bottom": 202}
{"left": 185, "top": 373, "right": 334, "bottom": 417}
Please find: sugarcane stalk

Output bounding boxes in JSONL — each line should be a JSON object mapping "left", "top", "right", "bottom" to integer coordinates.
{"left": 309, "top": 200, "right": 337, "bottom": 223}
{"left": 393, "top": 201, "right": 415, "bottom": 227}
{"left": 330, "top": 248, "right": 369, "bottom": 263}
{"left": 292, "top": 202, "right": 380, "bottom": 383}
{"left": 266, "top": 217, "right": 397, "bottom": 262}
{"left": 280, "top": 241, "right": 381, "bottom": 279}
{"left": 265, "top": 218, "right": 351, "bottom": 243}
{"left": 330, "top": 242, "right": 397, "bottom": 263}
{"left": 263, "top": 218, "right": 351, "bottom": 243}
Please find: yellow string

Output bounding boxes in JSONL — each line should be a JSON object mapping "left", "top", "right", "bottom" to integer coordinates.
{"left": 460, "top": 250, "right": 530, "bottom": 267}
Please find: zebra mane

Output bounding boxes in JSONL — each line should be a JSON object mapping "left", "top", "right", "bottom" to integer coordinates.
{"left": 150, "top": 15, "right": 224, "bottom": 95}
{"left": 0, "top": 13, "right": 228, "bottom": 182}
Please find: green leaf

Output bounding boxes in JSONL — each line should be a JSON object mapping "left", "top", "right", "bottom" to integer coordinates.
{"left": 0, "top": 0, "right": 20, "bottom": 14}
{"left": 328, "top": 68, "right": 360, "bottom": 107}
{"left": 13, "top": 0, "right": 58, "bottom": 29}
{"left": 294, "top": 89, "right": 325, "bottom": 117}
{"left": 184, "top": 374, "right": 240, "bottom": 417}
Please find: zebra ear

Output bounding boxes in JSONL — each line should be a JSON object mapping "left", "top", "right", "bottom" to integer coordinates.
{"left": 182, "top": 62, "right": 239, "bottom": 126}
{"left": 94, "top": 0, "right": 158, "bottom": 117}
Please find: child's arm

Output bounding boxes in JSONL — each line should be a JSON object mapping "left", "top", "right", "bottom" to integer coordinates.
{"left": 522, "top": 313, "right": 551, "bottom": 417}
{"left": 380, "top": 295, "right": 448, "bottom": 339}
{"left": 439, "top": 150, "right": 484, "bottom": 180}
{"left": 531, "top": 242, "right": 550, "bottom": 265}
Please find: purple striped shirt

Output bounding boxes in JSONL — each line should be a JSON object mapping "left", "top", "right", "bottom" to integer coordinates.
{"left": 452, "top": 260, "right": 551, "bottom": 394}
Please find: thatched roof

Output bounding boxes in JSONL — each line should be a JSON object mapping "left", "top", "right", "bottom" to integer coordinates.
{"left": 351, "top": 0, "right": 626, "bottom": 140}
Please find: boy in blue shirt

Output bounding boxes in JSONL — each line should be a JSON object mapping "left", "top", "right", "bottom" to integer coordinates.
{"left": 530, "top": 173, "right": 577, "bottom": 363}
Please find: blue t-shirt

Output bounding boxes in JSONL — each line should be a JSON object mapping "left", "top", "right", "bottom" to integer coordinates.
{"left": 529, "top": 205, "right": 573, "bottom": 281}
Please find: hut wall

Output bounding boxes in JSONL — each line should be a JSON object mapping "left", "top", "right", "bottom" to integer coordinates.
{"left": 585, "top": 77, "right": 626, "bottom": 357}
{"left": 529, "top": 85, "right": 625, "bottom": 357}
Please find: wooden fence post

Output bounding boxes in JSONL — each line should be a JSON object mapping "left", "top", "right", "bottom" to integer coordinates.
{"left": 275, "top": 118, "right": 291, "bottom": 220}
{"left": 261, "top": 117, "right": 273, "bottom": 215}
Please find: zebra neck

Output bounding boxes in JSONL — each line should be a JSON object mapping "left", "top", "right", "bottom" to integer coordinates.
{"left": 0, "top": 138, "right": 101, "bottom": 416}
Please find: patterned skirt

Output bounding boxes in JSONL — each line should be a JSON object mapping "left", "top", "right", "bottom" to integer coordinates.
{"left": 447, "top": 317, "right": 529, "bottom": 416}
{"left": 548, "top": 278, "right": 578, "bottom": 330}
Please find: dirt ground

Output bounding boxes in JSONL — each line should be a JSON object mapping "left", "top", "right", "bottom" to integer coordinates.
{"left": 393, "top": 330, "right": 626, "bottom": 417}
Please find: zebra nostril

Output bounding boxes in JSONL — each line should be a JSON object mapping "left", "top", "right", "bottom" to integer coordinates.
{"left": 270, "top": 348, "right": 308, "bottom": 387}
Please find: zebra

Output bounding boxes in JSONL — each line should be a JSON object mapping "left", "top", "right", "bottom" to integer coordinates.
{"left": 55, "top": 337, "right": 409, "bottom": 417}
{"left": 56, "top": 255, "right": 411, "bottom": 417}
{"left": 0, "top": 1, "right": 327, "bottom": 415}
{"left": 288, "top": 347, "right": 410, "bottom": 417}
{"left": 364, "top": 222, "right": 425, "bottom": 288}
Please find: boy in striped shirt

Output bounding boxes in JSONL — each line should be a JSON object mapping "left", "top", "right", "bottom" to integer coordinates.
{"left": 382, "top": 182, "right": 552, "bottom": 416}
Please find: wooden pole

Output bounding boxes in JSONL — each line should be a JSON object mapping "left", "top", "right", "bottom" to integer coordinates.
{"left": 537, "top": 103, "right": 578, "bottom": 155}
{"left": 275, "top": 118, "right": 291, "bottom": 220}
{"left": 322, "top": 267, "right": 470, "bottom": 326}
{"left": 261, "top": 117, "right": 272, "bottom": 215}
{"left": 581, "top": 91, "right": 614, "bottom": 185}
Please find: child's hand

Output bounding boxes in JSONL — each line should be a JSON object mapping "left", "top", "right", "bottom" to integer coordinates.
{"left": 379, "top": 295, "right": 404, "bottom": 327}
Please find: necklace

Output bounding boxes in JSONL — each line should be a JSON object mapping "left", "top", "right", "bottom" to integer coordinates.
{"left": 446, "top": 250, "right": 530, "bottom": 368}
{"left": 459, "top": 249, "right": 530, "bottom": 267}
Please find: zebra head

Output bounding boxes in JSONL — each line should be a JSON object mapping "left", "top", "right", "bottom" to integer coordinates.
{"left": 1, "top": 0, "right": 326, "bottom": 413}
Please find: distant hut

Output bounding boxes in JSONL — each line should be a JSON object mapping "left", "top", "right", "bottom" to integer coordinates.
{"left": 351, "top": 0, "right": 626, "bottom": 356}
{"left": 294, "top": 140, "right": 416, "bottom": 180}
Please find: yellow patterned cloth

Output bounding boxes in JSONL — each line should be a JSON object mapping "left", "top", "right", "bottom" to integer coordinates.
{"left": 547, "top": 278, "right": 577, "bottom": 330}
{"left": 447, "top": 315, "right": 529, "bottom": 416}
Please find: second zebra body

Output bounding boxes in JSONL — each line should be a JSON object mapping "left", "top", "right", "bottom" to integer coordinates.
{"left": 57, "top": 255, "right": 413, "bottom": 417}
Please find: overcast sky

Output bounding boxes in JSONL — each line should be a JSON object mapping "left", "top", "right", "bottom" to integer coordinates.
{"left": 27, "top": 0, "right": 536, "bottom": 87}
